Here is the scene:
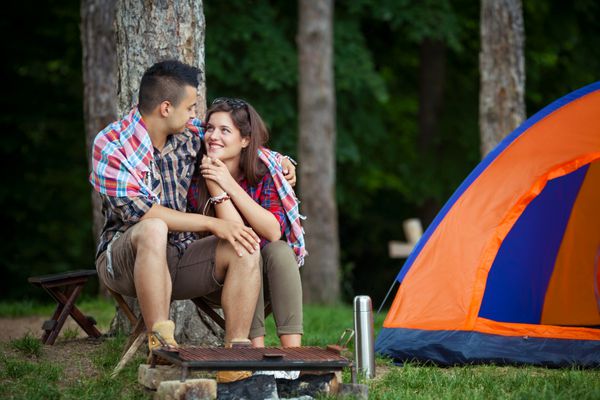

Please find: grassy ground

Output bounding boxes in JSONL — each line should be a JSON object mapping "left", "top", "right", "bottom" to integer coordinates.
{"left": 1, "top": 299, "right": 599, "bottom": 399}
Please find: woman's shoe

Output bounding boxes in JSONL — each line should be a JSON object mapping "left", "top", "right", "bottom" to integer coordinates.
{"left": 216, "top": 339, "right": 253, "bottom": 383}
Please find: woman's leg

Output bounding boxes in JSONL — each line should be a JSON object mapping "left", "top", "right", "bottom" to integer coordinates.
{"left": 260, "top": 241, "right": 303, "bottom": 347}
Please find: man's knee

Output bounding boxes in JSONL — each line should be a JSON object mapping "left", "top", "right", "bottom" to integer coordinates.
{"left": 218, "top": 239, "right": 261, "bottom": 272}
{"left": 131, "top": 218, "right": 168, "bottom": 250}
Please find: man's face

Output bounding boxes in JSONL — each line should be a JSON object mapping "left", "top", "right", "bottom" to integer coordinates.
{"left": 167, "top": 85, "right": 197, "bottom": 134}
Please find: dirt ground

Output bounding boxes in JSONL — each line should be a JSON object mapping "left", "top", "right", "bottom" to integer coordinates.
{"left": 0, "top": 316, "right": 89, "bottom": 343}
{"left": 1, "top": 317, "right": 108, "bottom": 390}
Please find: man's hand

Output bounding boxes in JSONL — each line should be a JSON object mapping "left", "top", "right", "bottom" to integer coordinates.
{"left": 211, "top": 218, "right": 260, "bottom": 256}
{"left": 281, "top": 156, "right": 296, "bottom": 187}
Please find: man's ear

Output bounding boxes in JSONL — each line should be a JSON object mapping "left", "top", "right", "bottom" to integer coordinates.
{"left": 159, "top": 101, "right": 171, "bottom": 117}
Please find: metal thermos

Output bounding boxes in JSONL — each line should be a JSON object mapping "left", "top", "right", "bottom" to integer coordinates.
{"left": 353, "top": 295, "right": 375, "bottom": 379}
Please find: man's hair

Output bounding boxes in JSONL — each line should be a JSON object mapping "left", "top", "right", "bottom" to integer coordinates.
{"left": 138, "top": 59, "right": 199, "bottom": 114}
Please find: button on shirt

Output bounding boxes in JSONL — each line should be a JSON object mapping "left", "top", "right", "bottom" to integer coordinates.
{"left": 97, "top": 129, "right": 201, "bottom": 258}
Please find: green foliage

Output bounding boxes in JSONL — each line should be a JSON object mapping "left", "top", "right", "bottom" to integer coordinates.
{"left": 1, "top": 0, "right": 599, "bottom": 305}
{"left": 0, "top": 0, "right": 94, "bottom": 301}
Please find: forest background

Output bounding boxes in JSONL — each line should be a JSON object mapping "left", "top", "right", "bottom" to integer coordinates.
{"left": 1, "top": 0, "right": 599, "bottom": 305}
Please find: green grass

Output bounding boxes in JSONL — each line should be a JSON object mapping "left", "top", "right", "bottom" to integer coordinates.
{"left": 0, "top": 334, "right": 146, "bottom": 400}
{"left": 369, "top": 362, "right": 600, "bottom": 399}
{"left": 10, "top": 333, "right": 43, "bottom": 357}
{"left": 2, "top": 299, "right": 600, "bottom": 399}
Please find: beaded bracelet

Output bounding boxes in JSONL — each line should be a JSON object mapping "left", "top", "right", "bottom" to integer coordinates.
{"left": 210, "top": 192, "right": 231, "bottom": 205}
{"left": 202, "top": 192, "right": 231, "bottom": 215}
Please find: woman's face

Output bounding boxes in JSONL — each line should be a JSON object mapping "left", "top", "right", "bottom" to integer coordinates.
{"left": 204, "top": 111, "right": 249, "bottom": 162}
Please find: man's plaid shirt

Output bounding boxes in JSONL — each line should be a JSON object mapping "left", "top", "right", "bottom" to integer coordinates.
{"left": 97, "top": 129, "right": 201, "bottom": 258}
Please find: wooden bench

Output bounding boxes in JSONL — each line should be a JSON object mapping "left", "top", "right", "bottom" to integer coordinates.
{"left": 27, "top": 270, "right": 102, "bottom": 345}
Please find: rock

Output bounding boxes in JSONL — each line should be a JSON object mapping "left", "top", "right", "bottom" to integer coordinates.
{"left": 217, "top": 374, "right": 279, "bottom": 400}
{"left": 338, "top": 383, "right": 368, "bottom": 399}
{"left": 138, "top": 364, "right": 212, "bottom": 390}
{"left": 276, "top": 373, "right": 339, "bottom": 398}
{"left": 154, "top": 378, "right": 217, "bottom": 400}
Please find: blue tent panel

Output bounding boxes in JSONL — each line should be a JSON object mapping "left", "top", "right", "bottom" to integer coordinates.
{"left": 479, "top": 164, "right": 589, "bottom": 324}
{"left": 376, "top": 327, "right": 600, "bottom": 367}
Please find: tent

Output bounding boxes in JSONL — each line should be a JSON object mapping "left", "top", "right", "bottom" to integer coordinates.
{"left": 375, "top": 82, "right": 600, "bottom": 367}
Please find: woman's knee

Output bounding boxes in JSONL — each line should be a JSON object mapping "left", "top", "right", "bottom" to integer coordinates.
{"left": 261, "top": 241, "right": 296, "bottom": 270}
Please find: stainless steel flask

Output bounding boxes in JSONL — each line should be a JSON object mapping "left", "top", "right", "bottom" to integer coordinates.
{"left": 353, "top": 295, "right": 375, "bottom": 379}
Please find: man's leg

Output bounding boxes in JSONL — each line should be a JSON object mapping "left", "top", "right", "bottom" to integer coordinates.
{"left": 214, "top": 240, "right": 261, "bottom": 344}
{"left": 129, "top": 218, "right": 171, "bottom": 330}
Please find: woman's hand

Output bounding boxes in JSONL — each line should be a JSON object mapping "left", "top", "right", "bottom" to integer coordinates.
{"left": 201, "top": 156, "right": 236, "bottom": 193}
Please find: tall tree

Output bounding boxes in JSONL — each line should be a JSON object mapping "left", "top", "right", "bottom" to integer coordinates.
{"left": 417, "top": 38, "right": 447, "bottom": 225}
{"left": 298, "top": 0, "right": 340, "bottom": 304}
{"left": 81, "top": 0, "right": 117, "bottom": 300}
{"left": 479, "top": 0, "right": 526, "bottom": 157}
{"left": 110, "top": 0, "right": 219, "bottom": 344}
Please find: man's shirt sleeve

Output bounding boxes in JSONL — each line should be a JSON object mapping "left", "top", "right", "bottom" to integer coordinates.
{"left": 102, "top": 194, "right": 156, "bottom": 224}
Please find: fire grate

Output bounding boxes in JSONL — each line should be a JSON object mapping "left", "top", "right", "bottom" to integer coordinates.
{"left": 152, "top": 346, "right": 353, "bottom": 382}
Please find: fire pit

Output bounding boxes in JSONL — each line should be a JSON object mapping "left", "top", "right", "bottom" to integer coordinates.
{"left": 151, "top": 345, "right": 353, "bottom": 382}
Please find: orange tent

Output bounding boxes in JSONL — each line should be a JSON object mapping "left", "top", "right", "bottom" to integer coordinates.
{"left": 376, "top": 82, "right": 600, "bottom": 366}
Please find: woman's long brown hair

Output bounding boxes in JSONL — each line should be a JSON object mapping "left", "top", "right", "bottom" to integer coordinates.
{"left": 194, "top": 99, "right": 269, "bottom": 214}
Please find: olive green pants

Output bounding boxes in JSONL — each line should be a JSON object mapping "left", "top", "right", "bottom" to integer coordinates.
{"left": 249, "top": 240, "right": 303, "bottom": 338}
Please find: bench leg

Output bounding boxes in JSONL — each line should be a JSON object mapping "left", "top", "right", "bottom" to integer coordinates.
{"left": 53, "top": 286, "right": 102, "bottom": 339}
{"left": 42, "top": 284, "right": 101, "bottom": 344}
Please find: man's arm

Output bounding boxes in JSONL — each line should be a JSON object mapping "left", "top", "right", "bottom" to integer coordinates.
{"left": 142, "top": 204, "right": 260, "bottom": 256}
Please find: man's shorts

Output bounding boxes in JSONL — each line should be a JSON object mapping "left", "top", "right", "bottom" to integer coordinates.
{"left": 96, "top": 228, "right": 222, "bottom": 300}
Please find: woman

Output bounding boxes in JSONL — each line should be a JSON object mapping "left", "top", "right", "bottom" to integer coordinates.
{"left": 188, "top": 97, "right": 304, "bottom": 350}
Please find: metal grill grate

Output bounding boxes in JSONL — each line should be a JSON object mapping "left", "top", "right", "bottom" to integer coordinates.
{"left": 152, "top": 345, "right": 352, "bottom": 381}
{"left": 177, "top": 346, "right": 347, "bottom": 363}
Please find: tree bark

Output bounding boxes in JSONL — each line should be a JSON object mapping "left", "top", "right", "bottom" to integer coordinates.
{"left": 108, "top": 0, "right": 218, "bottom": 344}
{"left": 81, "top": 0, "right": 117, "bottom": 251}
{"left": 479, "top": 0, "right": 525, "bottom": 157}
{"left": 115, "top": 0, "right": 206, "bottom": 117}
{"left": 297, "top": 0, "right": 340, "bottom": 304}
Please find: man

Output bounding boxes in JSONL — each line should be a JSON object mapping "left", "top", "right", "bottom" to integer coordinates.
{"left": 90, "top": 60, "right": 296, "bottom": 371}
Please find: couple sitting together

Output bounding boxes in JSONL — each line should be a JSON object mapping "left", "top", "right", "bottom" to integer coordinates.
{"left": 90, "top": 59, "right": 306, "bottom": 382}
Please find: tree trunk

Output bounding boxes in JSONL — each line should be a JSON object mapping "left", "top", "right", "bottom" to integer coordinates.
{"left": 81, "top": 0, "right": 117, "bottom": 299}
{"left": 418, "top": 38, "right": 446, "bottom": 226}
{"left": 479, "top": 0, "right": 525, "bottom": 157}
{"left": 297, "top": 0, "right": 340, "bottom": 304}
{"left": 115, "top": 0, "right": 206, "bottom": 117}
{"left": 109, "top": 0, "right": 218, "bottom": 344}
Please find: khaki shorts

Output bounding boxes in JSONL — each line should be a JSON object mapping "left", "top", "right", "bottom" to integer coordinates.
{"left": 96, "top": 228, "right": 222, "bottom": 300}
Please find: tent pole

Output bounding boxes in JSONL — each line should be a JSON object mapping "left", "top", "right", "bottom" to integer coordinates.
{"left": 377, "top": 280, "right": 399, "bottom": 315}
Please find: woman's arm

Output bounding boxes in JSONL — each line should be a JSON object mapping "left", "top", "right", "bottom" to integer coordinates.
{"left": 201, "top": 157, "right": 282, "bottom": 242}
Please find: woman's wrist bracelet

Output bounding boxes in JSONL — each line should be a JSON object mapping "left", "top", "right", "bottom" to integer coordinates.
{"left": 210, "top": 191, "right": 231, "bottom": 205}
{"left": 202, "top": 191, "right": 231, "bottom": 215}
{"left": 283, "top": 155, "right": 298, "bottom": 166}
